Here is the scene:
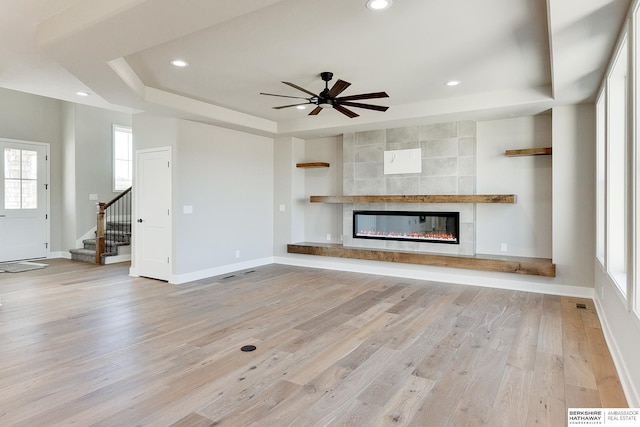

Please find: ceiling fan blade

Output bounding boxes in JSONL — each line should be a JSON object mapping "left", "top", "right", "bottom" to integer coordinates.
{"left": 308, "top": 106, "right": 323, "bottom": 116}
{"left": 260, "top": 92, "right": 310, "bottom": 100}
{"left": 340, "top": 101, "right": 389, "bottom": 112}
{"left": 327, "top": 79, "right": 351, "bottom": 98}
{"left": 282, "top": 81, "right": 318, "bottom": 97}
{"left": 273, "top": 102, "right": 311, "bottom": 109}
{"left": 334, "top": 104, "right": 359, "bottom": 118}
{"left": 336, "top": 91, "right": 389, "bottom": 102}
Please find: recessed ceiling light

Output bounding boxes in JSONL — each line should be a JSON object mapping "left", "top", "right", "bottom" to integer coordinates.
{"left": 76, "top": 91, "right": 90, "bottom": 96}
{"left": 366, "top": 0, "right": 392, "bottom": 11}
{"left": 296, "top": 105, "right": 308, "bottom": 110}
{"left": 170, "top": 59, "right": 189, "bottom": 67}
{"left": 446, "top": 80, "right": 461, "bottom": 86}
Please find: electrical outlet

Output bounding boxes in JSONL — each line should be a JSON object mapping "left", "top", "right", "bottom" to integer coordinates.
{"left": 326, "top": 233, "right": 331, "bottom": 241}
{"left": 279, "top": 204, "right": 285, "bottom": 212}
{"left": 235, "top": 250, "right": 240, "bottom": 258}
{"left": 501, "top": 243, "right": 507, "bottom": 252}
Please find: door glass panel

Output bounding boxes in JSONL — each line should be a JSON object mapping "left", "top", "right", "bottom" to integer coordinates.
{"left": 22, "top": 180, "right": 37, "bottom": 209}
{"left": 22, "top": 150, "right": 37, "bottom": 179}
{"left": 4, "top": 148, "right": 38, "bottom": 209}
{"left": 4, "top": 179, "right": 20, "bottom": 209}
{"left": 5, "top": 148, "right": 20, "bottom": 179}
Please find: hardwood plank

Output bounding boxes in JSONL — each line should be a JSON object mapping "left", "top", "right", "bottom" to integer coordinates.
{"left": 370, "top": 375, "right": 435, "bottom": 427}
{"left": 169, "top": 412, "right": 217, "bottom": 427}
{"left": 507, "top": 294, "right": 543, "bottom": 370}
{"left": 565, "top": 384, "right": 602, "bottom": 408}
{"left": 581, "top": 305, "right": 628, "bottom": 408}
{"left": 562, "top": 297, "right": 598, "bottom": 390}
{"left": 286, "top": 311, "right": 397, "bottom": 385}
{"left": 489, "top": 365, "right": 534, "bottom": 427}
{"left": 0, "top": 260, "right": 627, "bottom": 426}
{"left": 526, "top": 353, "right": 566, "bottom": 427}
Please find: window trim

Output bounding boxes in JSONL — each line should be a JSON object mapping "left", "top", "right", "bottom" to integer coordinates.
{"left": 113, "top": 124, "right": 133, "bottom": 193}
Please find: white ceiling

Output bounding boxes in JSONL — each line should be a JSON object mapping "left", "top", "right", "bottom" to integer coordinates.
{"left": 0, "top": 0, "right": 632, "bottom": 138}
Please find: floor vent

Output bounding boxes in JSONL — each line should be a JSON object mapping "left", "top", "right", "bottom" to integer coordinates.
{"left": 244, "top": 270, "right": 256, "bottom": 275}
{"left": 222, "top": 275, "right": 236, "bottom": 280}
{"left": 576, "top": 303, "right": 587, "bottom": 309}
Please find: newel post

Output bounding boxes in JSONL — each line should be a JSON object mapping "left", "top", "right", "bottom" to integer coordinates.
{"left": 96, "top": 202, "right": 106, "bottom": 264}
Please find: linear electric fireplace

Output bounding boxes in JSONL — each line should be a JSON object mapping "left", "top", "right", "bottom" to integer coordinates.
{"left": 353, "top": 210, "right": 460, "bottom": 244}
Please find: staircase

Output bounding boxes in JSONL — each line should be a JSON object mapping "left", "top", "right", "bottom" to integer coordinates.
{"left": 70, "top": 221, "right": 131, "bottom": 264}
{"left": 70, "top": 187, "right": 132, "bottom": 264}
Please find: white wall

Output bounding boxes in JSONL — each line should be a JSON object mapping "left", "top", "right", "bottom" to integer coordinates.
{"left": 302, "top": 136, "right": 343, "bottom": 244}
{"left": 552, "top": 105, "right": 596, "bottom": 288}
{"left": 476, "top": 115, "right": 552, "bottom": 257}
{"left": 173, "top": 119, "right": 274, "bottom": 276}
{"left": 61, "top": 103, "right": 76, "bottom": 251}
{"left": 273, "top": 136, "right": 305, "bottom": 256}
{"left": 0, "top": 87, "right": 63, "bottom": 252}
{"left": 132, "top": 115, "right": 275, "bottom": 281}
{"left": 74, "top": 104, "right": 132, "bottom": 238}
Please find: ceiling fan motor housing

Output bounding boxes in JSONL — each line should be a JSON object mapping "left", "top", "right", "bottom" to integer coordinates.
{"left": 320, "top": 71, "right": 334, "bottom": 82}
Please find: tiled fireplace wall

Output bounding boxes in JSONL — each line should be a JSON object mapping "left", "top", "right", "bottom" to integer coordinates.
{"left": 342, "top": 121, "right": 476, "bottom": 255}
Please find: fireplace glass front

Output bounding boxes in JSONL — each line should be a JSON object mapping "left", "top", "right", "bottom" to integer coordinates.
{"left": 353, "top": 210, "right": 459, "bottom": 244}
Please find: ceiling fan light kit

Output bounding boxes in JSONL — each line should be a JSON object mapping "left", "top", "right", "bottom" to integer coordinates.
{"left": 260, "top": 71, "right": 389, "bottom": 118}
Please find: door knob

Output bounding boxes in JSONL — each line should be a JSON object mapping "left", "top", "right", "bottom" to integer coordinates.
{"left": 137, "top": 218, "right": 144, "bottom": 223}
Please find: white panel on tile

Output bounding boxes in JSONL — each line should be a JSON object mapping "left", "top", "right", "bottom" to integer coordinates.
{"left": 383, "top": 148, "right": 422, "bottom": 175}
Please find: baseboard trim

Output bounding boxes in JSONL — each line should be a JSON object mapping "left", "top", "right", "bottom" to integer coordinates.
{"left": 169, "top": 257, "right": 275, "bottom": 285}
{"left": 50, "top": 251, "right": 70, "bottom": 259}
{"left": 274, "top": 254, "right": 595, "bottom": 299}
{"left": 104, "top": 254, "right": 131, "bottom": 264}
{"left": 594, "top": 296, "right": 640, "bottom": 407}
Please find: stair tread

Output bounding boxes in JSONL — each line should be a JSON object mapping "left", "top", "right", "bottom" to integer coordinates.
{"left": 83, "top": 238, "right": 130, "bottom": 246}
{"left": 69, "top": 248, "right": 95, "bottom": 255}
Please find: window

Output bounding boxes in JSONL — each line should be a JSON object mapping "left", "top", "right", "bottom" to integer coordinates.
{"left": 4, "top": 148, "right": 38, "bottom": 209}
{"left": 606, "top": 37, "right": 628, "bottom": 298}
{"left": 596, "top": 93, "right": 605, "bottom": 265}
{"left": 113, "top": 125, "right": 132, "bottom": 191}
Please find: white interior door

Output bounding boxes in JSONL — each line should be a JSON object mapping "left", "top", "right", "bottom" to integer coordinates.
{"left": 135, "top": 147, "right": 171, "bottom": 281}
{"left": 0, "top": 139, "right": 48, "bottom": 262}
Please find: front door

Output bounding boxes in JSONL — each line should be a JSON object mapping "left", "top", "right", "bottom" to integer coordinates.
{"left": 134, "top": 147, "right": 171, "bottom": 281}
{"left": 0, "top": 139, "right": 48, "bottom": 262}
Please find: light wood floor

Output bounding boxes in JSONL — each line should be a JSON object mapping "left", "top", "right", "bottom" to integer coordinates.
{"left": 0, "top": 259, "right": 627, "bottom": 426}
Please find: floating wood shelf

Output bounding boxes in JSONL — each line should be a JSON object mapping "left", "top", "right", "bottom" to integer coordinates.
{"left": 296, "top": 162, "right": 330, "bottom": 168}
{"left": 505, "top": 147, "right": 552, "bottom": 156}
{"left": 287, "top": 242, "right": 556, "bottom": 277}
{"left": 310, "top": 194, "right": 516, "bottom": 204}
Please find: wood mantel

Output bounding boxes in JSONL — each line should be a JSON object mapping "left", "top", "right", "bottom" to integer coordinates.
{"left": 287, "top": 242, "right": 556, "bottom": 277}
{"left": 505, "top": 147, "right": 552, "bottom": 156}
{"left": 296, "top": 162, "right": 330, "bottom": 168}
{"left": 310, "top": 194, "right": 516, "bottom": 204}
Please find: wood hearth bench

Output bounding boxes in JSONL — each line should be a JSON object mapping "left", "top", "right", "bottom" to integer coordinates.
{"left": 290, "top": 194, "right": 556, "bottom": 277}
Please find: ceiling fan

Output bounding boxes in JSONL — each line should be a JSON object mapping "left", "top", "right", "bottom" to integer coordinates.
{"left": 260, "top": 71, "right": 389, "bottom": 118}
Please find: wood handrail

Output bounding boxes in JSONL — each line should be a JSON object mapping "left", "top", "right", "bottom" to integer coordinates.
{"left": 96, "top": 187, "right": 132, "bottom": 264}
{"left": 103, "top": 187, "right": 132, "bottom": 209}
